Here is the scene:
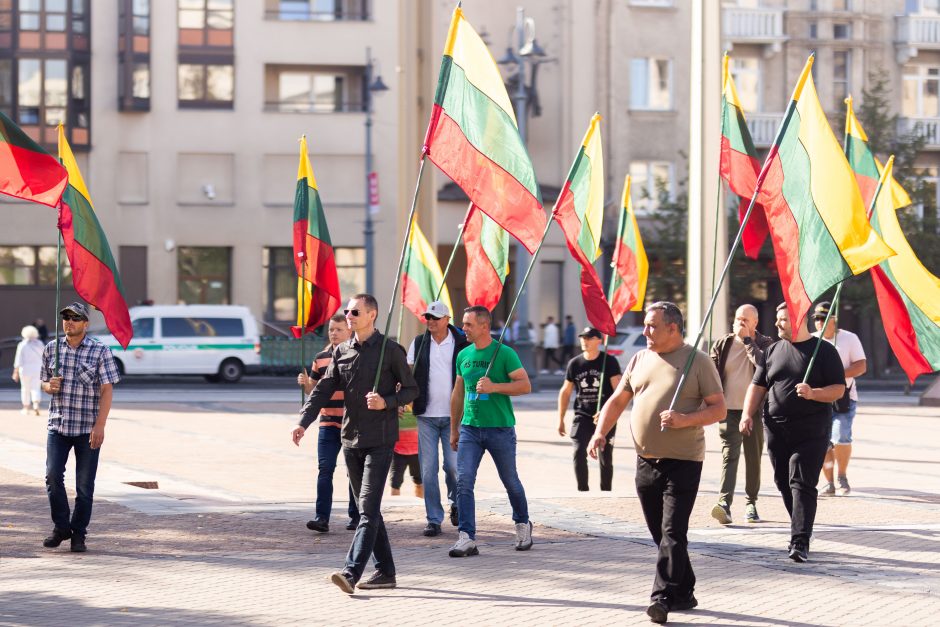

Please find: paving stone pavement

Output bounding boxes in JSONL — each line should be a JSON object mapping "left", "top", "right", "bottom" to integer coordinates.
{"left": 1, "top": 394, "right": 939, "bottom": 626}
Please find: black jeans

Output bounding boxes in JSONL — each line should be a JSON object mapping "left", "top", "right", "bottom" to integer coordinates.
{"left": 343, "top": 445, "right": 395, "bottom": 582}
{"left": 46, "top": 431, "right": 100, "bottom": 538}
{"left": 764, "top": 420, "right": 830, "bottom": 544}
{"left": 635, "top": 456, "right": 702, "bottom": 605}
{"left": 389, "top": 452, "right": 422, "bottom": 489}
{"left": 571, "top": 419, "right": 614, "bottom": 491}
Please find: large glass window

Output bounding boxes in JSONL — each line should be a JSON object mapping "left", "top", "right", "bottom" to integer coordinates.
{"left": 630, "top": 58, "right": 672, "bottom": 111}
{"left": 119, "top": 0, "right": 151, "bottom": 111}
{"left": 266, "top": 65, "right": 365, "bottom": 112}
{"left": 629, "top": 161, "right": 674, "bottom": 213}
{"left": 178, "top": 0, "right": 233, "bottom": 47}
{"left": 177, "top": 247, "right": 231, "bottom": 304}
{"left": 902, "top": 65, "right": 940, "bottom": 117}
{"left": 335, "top": 247, "right": 365, "bottom": 300}
{"left": 262, "top": 246, "right": 364, "bottom": 321}
{"left": 269, "top": 0, "right": 370, "bottom": 21}
{"left": 730, "top": 57, "right": 760, "bottom": 113}
{"left": 833, "top": 51, "right": 851, "bottom": 111}
{"left": 907, "top": 0, "right": 940, "bottom": 15}
{"left": 178, "top": 0, "right": 234, "bottom": 109}
{"left": 0, "top": 245, "right": 71, "bottom": 285}
{"left": 178, "top": 63, "right": 233, "bottom": 106}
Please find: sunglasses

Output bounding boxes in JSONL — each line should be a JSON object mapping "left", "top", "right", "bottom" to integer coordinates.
{"left": 344, "top": 309, "right": 361, "bottom": 317}
{"left": 423, "top": 314, "right": 442, "bottom": 321}
{"left": 61, "top": 314, "right": 86, "bottom": 322}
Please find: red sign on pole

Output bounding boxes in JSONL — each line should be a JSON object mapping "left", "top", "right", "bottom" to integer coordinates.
{"left": 368, "top": 171, "right": 380, "bottom": 215}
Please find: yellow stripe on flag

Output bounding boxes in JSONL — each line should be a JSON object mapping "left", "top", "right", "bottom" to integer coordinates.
{"left": 296, "top": 277, "right": 313, "bottom": 329}
{"left": 297, "top": 135, "right": 318, "bottom": 190}
{"left": 623, "top": 176, "right": 649, "bottom": 312}
{"left": 57, "top": 125, "right": 92, "bottom": 206}
{"left": 581, "top": 113, "right": 604, "bottom": 261}
{"left": 408, "top": 216, "right": 454, "bottom": 314}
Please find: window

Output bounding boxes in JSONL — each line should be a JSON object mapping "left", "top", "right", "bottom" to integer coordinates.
{"left": 178, "top": 63, "right": 234, "bottom": 107}
{"left": 833, "top": 23, "right": 851, "bottom": 40}
{"left": 832, "top": 0, "right": 851, "bottom": 10}
{"left": 0, "top": 59, "right": 11, "bottom": 117}
{"left": 268, "top": 0, "right": 371, "bottom": 21}
{"left": 161, "top": 317, "right": 244, "bottom": 337}
{"left": 629, "top": 161, "right": 674, "bottom": 213}
{"left": 808, "top": 22, "right": 817, "bottom": 39}
{"left": 14, "top": 0, "right": 88, "bottom": 50}
{"left": 335, "top": 247, "right": 365, "bottom": 301}
{"left": 178, "top": 0, "right": 234, "bottom": 109}
{"left": 119, "top": 0, "right": 151, "bottom": 111}
{"left": 915, "top": 166, "right": 939, "bottom": 225}
{"left": 265, "top": 65, "right": 366, "bottom": 112}
{"left": 630, "top": 58, "right": 672, "bottom": 111}
{"left": 902, "top": 65, "right": 940, "bottom": 117}
{"left": 177, "top": 247, "right": 231, "bottom": 304}
{"left": 132, "top": 317, "right": 154, "bottom": 339}
{"left": 907, "top": 0, "right": 940, "bottom": 15}
{"left": 178, "top": 0, "right": 233, "bottom": 47}
{"left": 0, "top": 245, "right": 71, "bottom": 286}
{"left": 262, "top": 247, "right": 297, "bottom": 321}
{"left": 730, "top": 57, "right": 760, "bottom": 113}
{"left": 833, "top": 51, "right": 850, "bottom": 111}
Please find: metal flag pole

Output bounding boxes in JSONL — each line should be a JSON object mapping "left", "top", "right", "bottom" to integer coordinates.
{"left": 299, "top": 256, "right": 307, "bottom": 405}
{"left": 53, "top": 217, "right": 63, "bottom": 377}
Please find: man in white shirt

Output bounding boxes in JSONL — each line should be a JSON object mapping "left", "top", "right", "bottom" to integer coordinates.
{"left": 407, "top": 301, "right": 470, "bottom": 536}
{"left": 811, "top": 301, "right": 867, "bottom": 496}
{"left": 541, "top": 316, "right": 562, "bottom": 374}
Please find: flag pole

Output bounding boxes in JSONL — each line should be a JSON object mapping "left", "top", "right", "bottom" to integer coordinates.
{"left": 708, "top": 52, "right": 730, "bottom": 349}
{"left": 373, "top": 156, "right": 428, "bottom": 391}
{"left": 53, "top": 215, "right": 63, "bottom": 377}
{"left": 662, "top": 54, "right": 814, "bottom": 428}
{"left": 299, "top": 256, "right": 307, "bottom": 405}
{"left": 801, "top": 155, "right": 893, "bottom": 383}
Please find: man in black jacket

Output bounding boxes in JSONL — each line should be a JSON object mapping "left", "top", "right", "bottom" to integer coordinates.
{"left": 407, "top": 301, "right": 469, "bottom": 537}
{"left": 708, "top": 304, "right": 774, "bottom": 525}
{"left": 293, "top": 294, "right": 418, "bottom": 594}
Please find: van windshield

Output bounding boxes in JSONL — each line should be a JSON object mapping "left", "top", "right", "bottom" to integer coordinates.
{"left": 161, "top": 317, "right": 244, "bottom": 338}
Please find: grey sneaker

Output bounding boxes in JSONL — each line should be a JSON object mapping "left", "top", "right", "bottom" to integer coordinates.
{"left": 330, "top": 571, "right": 355, "bottom": 594}
{"left": 514, "top": 520, "right": 533, "bottom": 551}
{"left": 448, "top": 531, "right": 479, "bottom": 557}
{"left": 820, "top": 482, "right": 836, "bottom": 497}
{"left": 710, "top": 503, "right": 732, "bottom": 525}
{"left": 745, "top": 503, "right": 760, "bottom": 523}
{"left": 837, "top": 475, "right": 851, "bottom": 496}
{"left": 357, "top": 570, "right": 396, "bottom": 589}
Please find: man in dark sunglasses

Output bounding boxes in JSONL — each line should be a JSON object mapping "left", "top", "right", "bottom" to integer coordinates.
{"left": 39, "top": 302, "right": 121, "bottom": 554}
{"left": 296, "top": 293, "right": 418, "bottom": 594}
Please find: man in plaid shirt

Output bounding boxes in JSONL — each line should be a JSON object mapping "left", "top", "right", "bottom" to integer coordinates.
{"left": 40, "top": 302, "right": 121, "bottom": 553}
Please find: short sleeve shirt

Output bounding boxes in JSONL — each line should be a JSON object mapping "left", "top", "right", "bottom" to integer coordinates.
{"left": 41, "top": 336, "right": 121, "bottom": 436}
{"left": 566, "top": 353, "right": 621, "bottom": 421}
{"left": 812, "top": 329, "right": 865, "bottom": 401}
{"left": 623, "top": 345, "right": 723, "bottom": 462}
{"left": 456, "top": 342, "right": 524, "bottom": 428}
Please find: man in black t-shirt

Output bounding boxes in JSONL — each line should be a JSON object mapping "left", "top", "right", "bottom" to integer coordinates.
{"left": 557, "top": 327, "right": 622, "bottom": 491}
{"left": 742, "top": 303, "right": 845, "bottom": 563}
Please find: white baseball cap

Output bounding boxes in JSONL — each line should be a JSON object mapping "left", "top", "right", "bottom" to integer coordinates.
{"left": 423, "top": 301, "right": 450, "bottom": 319}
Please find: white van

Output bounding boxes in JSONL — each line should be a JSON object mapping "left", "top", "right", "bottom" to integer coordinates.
{"left": 95, "top": 305, "right": 261, "bottom": 383}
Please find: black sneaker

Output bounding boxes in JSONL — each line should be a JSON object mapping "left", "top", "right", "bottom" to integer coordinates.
{"left": 70, "top": 535, "right": 87, "bottom": 553}
{"left": 671, "top": 595, "right": 698, "bottom": 611}
{"left": 42, "top": 528, "right": 72, "bottom": 548}
{"left": 788, "top": 540, "right": 809, "bottom": 563}
{"left": 646, "top": 600, "right": 669, "bottom": 624}
{"left": 306, "top": 519, "right": 329, "bottom": 533}
{"left": 346, "top": 518, "right": 359, "bottom": 531}
{"left": 357, "top": 570, "right": 397, "bottom": 590}
{"left": 330, "top": 570, "right": 356, "bottom": 594}
{"left": 423, "top": 522, "right": 442, "bottom": 537}
{"left": 449, "top": 505, "right": 458, "bottom": 527}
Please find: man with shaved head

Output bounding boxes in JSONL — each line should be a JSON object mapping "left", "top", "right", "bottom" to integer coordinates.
{"left": 709, "top": 304, "right": 774, "bottom": 525}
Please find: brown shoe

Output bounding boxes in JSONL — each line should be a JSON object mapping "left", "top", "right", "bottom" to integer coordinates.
{"left": 414, "top": 484, "right": 424, "bottom": 499}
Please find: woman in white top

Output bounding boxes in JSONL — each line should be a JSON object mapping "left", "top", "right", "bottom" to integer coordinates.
{"left": 12, "top": 325, "right": 44, "bottom": 415}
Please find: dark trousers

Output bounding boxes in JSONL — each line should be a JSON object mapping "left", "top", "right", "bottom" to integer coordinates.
{"left": 343, "top": 445, "right": 395, "bottom": 582}
{"left": 389, "top": 452, "right": 422, "bottom": 489}
{"left": 635, "top": 456, "right": 702, "bottom": 605}
{"left": 765, "top": 421, "right": 830, "bottom": 543}
{"left": 315, "top": 425, "right": 359, "bottom": 523}
{"left": 571, "top": 419, "right": 615, "bottom": 491}
{"left": 718, "top": 409, "right": 764, "bottom": 506}
{"left": 542, "top": 347, "right": 561, "bottom": 370}
{"left": 46, "top": 430, "right": 100, "bottom": 538}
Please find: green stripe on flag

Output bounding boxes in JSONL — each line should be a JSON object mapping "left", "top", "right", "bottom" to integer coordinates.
{"left": 62, "top": 185, "right": 127, "bottom": 297}
{"left": 845, "top": 135, "right": 880, "bottom": 180}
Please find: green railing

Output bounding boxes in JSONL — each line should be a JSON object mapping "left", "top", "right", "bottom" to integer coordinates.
{"left": 259, "top": 334, "right": 328, "bottom": 371}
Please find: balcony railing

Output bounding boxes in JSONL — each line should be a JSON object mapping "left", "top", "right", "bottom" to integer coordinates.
{"left": 899, "top": 116, "right": 940, "bottom": 149}
{"left": 746, "top": 113, "right": 784, "bottom": 148}
{"left": 723, "top": 7, "right": 786, "bottom": 43}
{"left": 264, "top": 100, "right": 365, "bottom": 113}
{"left": 896, "top": 15, "right": 940, "bottom": 47}
{"left": 264, "top": 9, "right": 369, "bottom": 21}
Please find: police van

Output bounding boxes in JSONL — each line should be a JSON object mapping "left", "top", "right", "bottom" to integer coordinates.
{"left": 95, "top": 305, "right": 261, "bottom": 383}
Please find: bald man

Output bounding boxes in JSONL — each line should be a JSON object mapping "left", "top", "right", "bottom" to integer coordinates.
{"left": 709, "top": 304, "right": 774, "bottom": 524}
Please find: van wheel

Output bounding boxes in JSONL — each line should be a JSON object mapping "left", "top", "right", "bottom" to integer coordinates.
{"left": 218, "top": 358, "right": 244, "bottom": 383}
{"left": 114, "top": 358, "right": 125, "bottom": 376}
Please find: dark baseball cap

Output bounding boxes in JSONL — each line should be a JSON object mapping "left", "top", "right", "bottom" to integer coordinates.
{"left": 60, "top": 302, "right": 90, "bottom": 320}
{"left": 577, "top": 326, "right": 602, "bottom": 339}
{"left": 811, "top": 301, "right": 835, "bottom": 320}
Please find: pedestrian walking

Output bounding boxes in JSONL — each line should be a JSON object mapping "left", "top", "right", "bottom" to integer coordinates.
{"left": 406, "top": 300, "right": 469, "bottom": 537}
{"left": 40, "top": 302, "right": 121, "bottom": 553}
{"left": 557, "top": 326, "right": 621, "bottom": 491}
{"left": 388, "top": 416, "right": 423, "bottom": 498}
{"left": 708, "top": 304, "right": 774, "bottom": 524}
{"left": 293, "top": 294, "right": 418, "bottom": 594}
{"left": 811, "top": 301, "right": 866, "bottom": 497}
{"left": 742, "top": 302, "right": 845, "bottom": 563}
{"left": 561, "top": 315, "right": 577, "bottom": 364}
{"left": 13, "top": 325, "right": 44, "bottom": 415}
{"left": 448, "top": 306, "right": 533, "bottom": 557}
{"left": 295, "top": 313, "right": 359, "bottom": 533}
{"left": 590, "top": 302, "right": 725, "bottom": 624}
{"left": 540, "top": 316, "right": 562, "bottom": 374}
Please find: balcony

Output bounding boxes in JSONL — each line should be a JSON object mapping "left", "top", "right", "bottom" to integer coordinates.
{"left": 746, "top": 113, "right": 784, "bottom": 148}
{"left": 896, "top": 15, "right": 940, "bottom": 63}
{"left": 263, "top": 0, "right": 370, "bottom": 22}
{"left": 722, "top": 7, "right": 787, "bottom": 55}
{"left": 898, "top": 117, "right": 940, "bottom": 149}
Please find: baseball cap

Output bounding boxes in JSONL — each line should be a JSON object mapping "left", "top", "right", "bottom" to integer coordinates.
{"left": 423, "top": 301, "right": 450, "bottom": 319}
{"left": 60, "top": 302, "right": 90, "bottom": 320}
{"left": 811, "top": 301, "right": 835, "bottom": 320}
{"left": 577, "top": 326, "right": 602, "bottom": 339}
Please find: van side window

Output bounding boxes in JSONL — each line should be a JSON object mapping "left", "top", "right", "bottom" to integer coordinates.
{"left": 161, "top": 317, "right": 245, "bottom": 338}
{"left": 132, "top": 318, "right": 154, "bottom": 339}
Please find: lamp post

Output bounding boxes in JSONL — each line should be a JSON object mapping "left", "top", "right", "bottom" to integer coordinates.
{"left": 364, "top": 46, "right": 388, "bottom": 295}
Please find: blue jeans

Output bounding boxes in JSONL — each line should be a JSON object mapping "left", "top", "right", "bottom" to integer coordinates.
{"left": 831, "top": 400, "right": 857, "bottom": 445}
{"left": 45, "top": 430, "right": 100, "bottom": 538}
{"left": 316, "top": 425, "right": 360, "bottom": 523}
{"left": 343, "top": 445, "right": 395, "bottom": 582}
{"left": 417, "top": 416, "right": 457, "bottom": 525}
{"left": 456, "top": 425, "right": 528, "bottom": 540}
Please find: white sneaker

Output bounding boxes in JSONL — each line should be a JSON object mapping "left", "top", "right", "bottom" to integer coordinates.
{"left": 539, "top": 369, "right": 550, "bottom": 374}
{"left": 514, "top": 521, "right": 533, "bottom": 551}
{"left": 448, "top": 531, "right": 479, "bottom": 557}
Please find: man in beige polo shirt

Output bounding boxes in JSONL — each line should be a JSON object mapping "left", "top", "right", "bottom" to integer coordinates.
{"left": 590, "top": 301, "right": 725, "bottom": 625}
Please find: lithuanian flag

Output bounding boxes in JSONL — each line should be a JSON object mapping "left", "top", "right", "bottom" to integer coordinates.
{"left": 759, "top": 55, "right": 894, "bottom": 331}
{"left": 401, "top": 213, "right": 453, "bottom": 320}
{"left": 424, "top": 6, "right": 546, "bottom": 254}
{"left": 57, "top": 126, "right": 132, "bottom": 349}
{"left": 844, "top": 96, "right": 912, "bottom": 210}
{"left": 1, "top": 112, "right": 68, "bottom": 208}
{"left": 720, "top": 54, "right": 769, "bottom": 259}
{"left": 552, "top": 113, "right": 615, "bottom": 335}
{"left": 609, "top": 176, "right": 648, "bottom": 323}
{"left": 464, "top": 205, "right": 509, "bottom": 311}
{"left": 292, "top": 136, "right": 340, "bottom": 336}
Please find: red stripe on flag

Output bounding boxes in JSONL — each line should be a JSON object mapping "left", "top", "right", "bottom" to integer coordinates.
{"left": 59, "top": 202, "right": 133, "bottom": 348}
{"left": 0, "top": 141, "right": 68, "bottom": 208}
{"left": 401, "top": 273, "right": 430, "bottom": 321}
{"left": 426, "top": 107, "right": 545, "bottom": 253}
{"left": 870, "top": 266, "right": 933, "bottom": 384}
{"left": 853, "top": 173, "right": 879, "bottom": 210}
{"left": 720, "top": 136, "right": 769, "bottom": 259}
{"left": 610, "top": 245, "right": 640, "bottom": 323}
{"left": 294, "top": 231, "right": 341, "bottom": 332}
{"left": 464, "top": 208, "right": 505, "bottom": 311}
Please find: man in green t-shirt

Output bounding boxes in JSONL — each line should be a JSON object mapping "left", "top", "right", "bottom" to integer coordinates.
{"left": 448, "top": 306, "right": 532, "bottom": 558}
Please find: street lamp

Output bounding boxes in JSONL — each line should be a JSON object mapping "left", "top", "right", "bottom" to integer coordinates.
{"left": 364, "top": 46, "right": 388, "bottom": 295}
